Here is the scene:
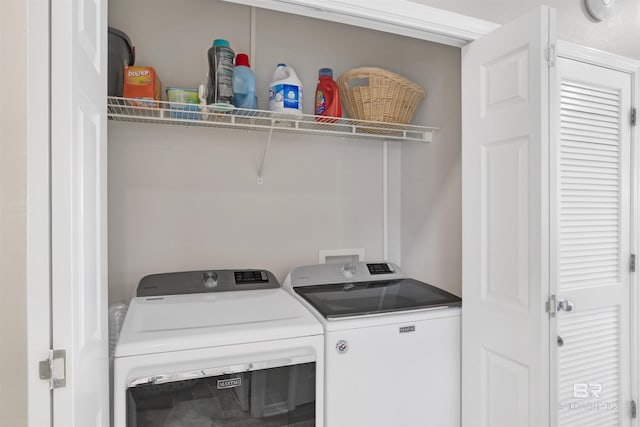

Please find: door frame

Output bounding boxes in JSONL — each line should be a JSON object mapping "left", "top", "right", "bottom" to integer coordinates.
{"left": 556, "top": 40, "right": 640, "bottom": 427}
{"left": 26, "top": 0, "right": 53, "bottom": 425}
{"left": 26, "top": 2, "right": 498, "bottom": 424}
{"left": 219, "top": 0, "right": 499, "bottom": 47}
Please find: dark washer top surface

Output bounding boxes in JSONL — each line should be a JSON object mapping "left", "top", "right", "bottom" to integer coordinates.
{"left": 294, "top": 278, "right": 461, "bottom": 319}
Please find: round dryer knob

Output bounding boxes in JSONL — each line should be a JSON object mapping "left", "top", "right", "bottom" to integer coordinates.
{"left": 341, "top": 263, "right": 357, "bottom": 278}
{"left": 202, "top": 271, "right": 218, "bottom": 288}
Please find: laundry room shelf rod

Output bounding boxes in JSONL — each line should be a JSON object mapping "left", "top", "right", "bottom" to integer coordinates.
{"left": 107, "top": 96, "right": 436, "bottom": 143}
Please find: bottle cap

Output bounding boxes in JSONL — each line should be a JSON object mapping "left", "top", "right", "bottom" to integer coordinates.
{"left": 213, "top": 39, "right": 230, "bottom": 48}
{"left": 319, "top": 68, "right": 333, "bottom": 78}
{"left": 277, "top": 63, "right": 286, "bottom": 67}
{"left": 236, "top": 53, "right": 250, "bottom": 67}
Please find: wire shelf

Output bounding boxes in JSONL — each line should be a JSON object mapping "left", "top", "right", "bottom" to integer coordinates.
{"left": 107, "top": 97, "right": 435, "bottom": 142}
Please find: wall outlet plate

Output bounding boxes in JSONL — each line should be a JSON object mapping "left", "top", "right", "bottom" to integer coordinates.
{"left": 319, "top": 248, "right": 365, "bottom": 264}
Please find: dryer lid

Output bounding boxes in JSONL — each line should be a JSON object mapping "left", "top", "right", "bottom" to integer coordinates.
{"left": 115, "top": 288, "right": 323, "bottom": 357}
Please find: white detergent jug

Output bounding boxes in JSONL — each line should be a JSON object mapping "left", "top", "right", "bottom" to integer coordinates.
{"left": 269, "top": 64, "right": 303, "bottom": 115}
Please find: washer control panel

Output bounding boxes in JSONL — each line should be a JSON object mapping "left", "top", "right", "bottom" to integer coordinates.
{"left": 288, "top": 261, "right": 405, "bottom": 288}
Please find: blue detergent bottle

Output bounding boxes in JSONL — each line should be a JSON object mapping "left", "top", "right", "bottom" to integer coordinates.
{"left": 232, "top": 53, "right": 258, "bottom": 109}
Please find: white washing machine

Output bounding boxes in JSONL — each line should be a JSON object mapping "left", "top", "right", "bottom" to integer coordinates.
{"left": 113, "top": 269, "right": 324, "bottom": 427}
{"left": 284, "top": 262, "right": 461, "bottom": 427}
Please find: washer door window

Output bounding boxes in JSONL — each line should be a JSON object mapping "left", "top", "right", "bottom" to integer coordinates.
{"left": 294, "top": 278, "right": 461, "bottom": 319}
{"left": 126, "top": 362, "right": 315, "bottom": 426}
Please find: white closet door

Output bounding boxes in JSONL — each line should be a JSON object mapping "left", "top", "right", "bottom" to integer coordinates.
{"left": 553, "top": 57, "right": 632, "bottom": 427}
{"left": 51, "top": 0, "right": 109, "bottom": 424}
{"left": 461, "top": 6, "right": 555, "bottom": 427}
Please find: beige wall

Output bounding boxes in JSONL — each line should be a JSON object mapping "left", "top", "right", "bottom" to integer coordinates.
{"left": 0, "top": 0, "right": 28, "bottom": 425}
{"left": 107, "top": 0, "right": 462, "bottom": 301}
{"left": 411, "top": 0, "right": 640, "bottom": 59}
{"left": 107, "top": 0, "right": 640, "bottom": 306}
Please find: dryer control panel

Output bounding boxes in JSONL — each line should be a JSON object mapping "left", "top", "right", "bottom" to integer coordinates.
{"left": 137, "top": 269, "right": 280, "bottom": 297}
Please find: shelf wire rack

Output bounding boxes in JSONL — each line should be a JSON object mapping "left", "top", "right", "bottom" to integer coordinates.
{"left": 107, "top": 97, "right": 436, "bottom": 143}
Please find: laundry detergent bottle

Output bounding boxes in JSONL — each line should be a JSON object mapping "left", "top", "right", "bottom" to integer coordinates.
{"left": 269, "top": 64, "right": 303, "bottom": 115}
{"left": 232, "top": 53, "right": 258, "bottom": 109}
{"left": 206, "top": 38, "right": 235, "bottom": 106}
{"left": 314, "top": 67, "right": 342, "bottom": 120}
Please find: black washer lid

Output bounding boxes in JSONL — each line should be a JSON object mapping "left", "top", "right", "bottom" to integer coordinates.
{"left": 294, "top": 278, "right": 461, "bottom": 319}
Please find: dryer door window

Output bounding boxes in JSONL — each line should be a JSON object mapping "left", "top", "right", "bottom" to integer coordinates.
{"left": 126, "top": 362, "right": 316, "bottom": 426}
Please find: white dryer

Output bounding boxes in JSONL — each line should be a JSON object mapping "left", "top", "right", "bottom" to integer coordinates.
{"left": 113, "top": 269, "right": 323, "bottom": 427}
{"left": 284, "top": 262, "right": 461, "bottom": 427}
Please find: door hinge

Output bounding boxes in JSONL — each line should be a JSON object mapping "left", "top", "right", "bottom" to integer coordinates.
{"left": 631, "top": 254, "right": 636, "bottom": 273}
{"left": 39, "top": 349, "right": 66, "bottom": 390}
{"left": 632, "top": 400, "right": 637, "bottom": 418}
{"left": 545, "top": 43, "right": 556, "bottom": 67}
{"left": 545, "top": 294, "right": 557, "bottom": 317}
{"left": 632, "top": 108, "right": 637, "bottom": 126}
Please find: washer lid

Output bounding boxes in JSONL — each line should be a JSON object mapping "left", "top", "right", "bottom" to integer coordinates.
{"left": 115, "top": 288, "right": 323, "bottom": 357}
{"left": 294, "top": 278, "right": 461, "bottom": 319}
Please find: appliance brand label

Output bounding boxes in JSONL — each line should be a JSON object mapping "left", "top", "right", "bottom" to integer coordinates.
{"left": 217, "top": 377, "right": 242, "bottom": 389}
{"left": 336, "top": 339, "right": 349, "bottom": 354}
{"left": 399, "top": 326, "right": 415, "bottom": 333}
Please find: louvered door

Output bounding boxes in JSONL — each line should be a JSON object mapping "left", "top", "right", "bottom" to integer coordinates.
{"left": 553, "top": 57, "right": 632, "bottom": 427}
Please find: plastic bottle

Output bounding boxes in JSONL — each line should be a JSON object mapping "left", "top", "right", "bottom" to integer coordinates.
{"left": 314, "top": 67, "right": 342, "bottom": 121}
{"left": 269, "top": 63, "right": 303, "bottom": 115}
{"left": 206, "top": 39, "right": 235, "bottom": 106}
{"left": 232, "top": 53, "right": 258, "bottom": 110}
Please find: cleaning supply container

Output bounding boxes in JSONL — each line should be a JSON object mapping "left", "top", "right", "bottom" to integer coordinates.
{"left": 232, "top": 53, "right": 258, "bottom": 110}
{"left": 108, "top": 27, "right": 135, "bottom": 97}
{"left": 206, "top": 38, "right": 235, "bottom": 106}
{"left": 314, "top": 67, "right": 341, "bottom": 121}
{"left": 269, "top": 63, "right": 303, "bottom": 115}
{"left": 166, "top": 87, "right": 201, "bottom": 120}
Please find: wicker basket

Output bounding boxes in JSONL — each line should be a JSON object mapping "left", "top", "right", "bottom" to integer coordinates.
{"left": 337, "top": 67, "right": 426, "bottom": 124}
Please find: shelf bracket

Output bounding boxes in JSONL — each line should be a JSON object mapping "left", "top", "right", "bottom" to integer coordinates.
{"left": 257, "top": 126, "right": 274, "bottom": 184}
